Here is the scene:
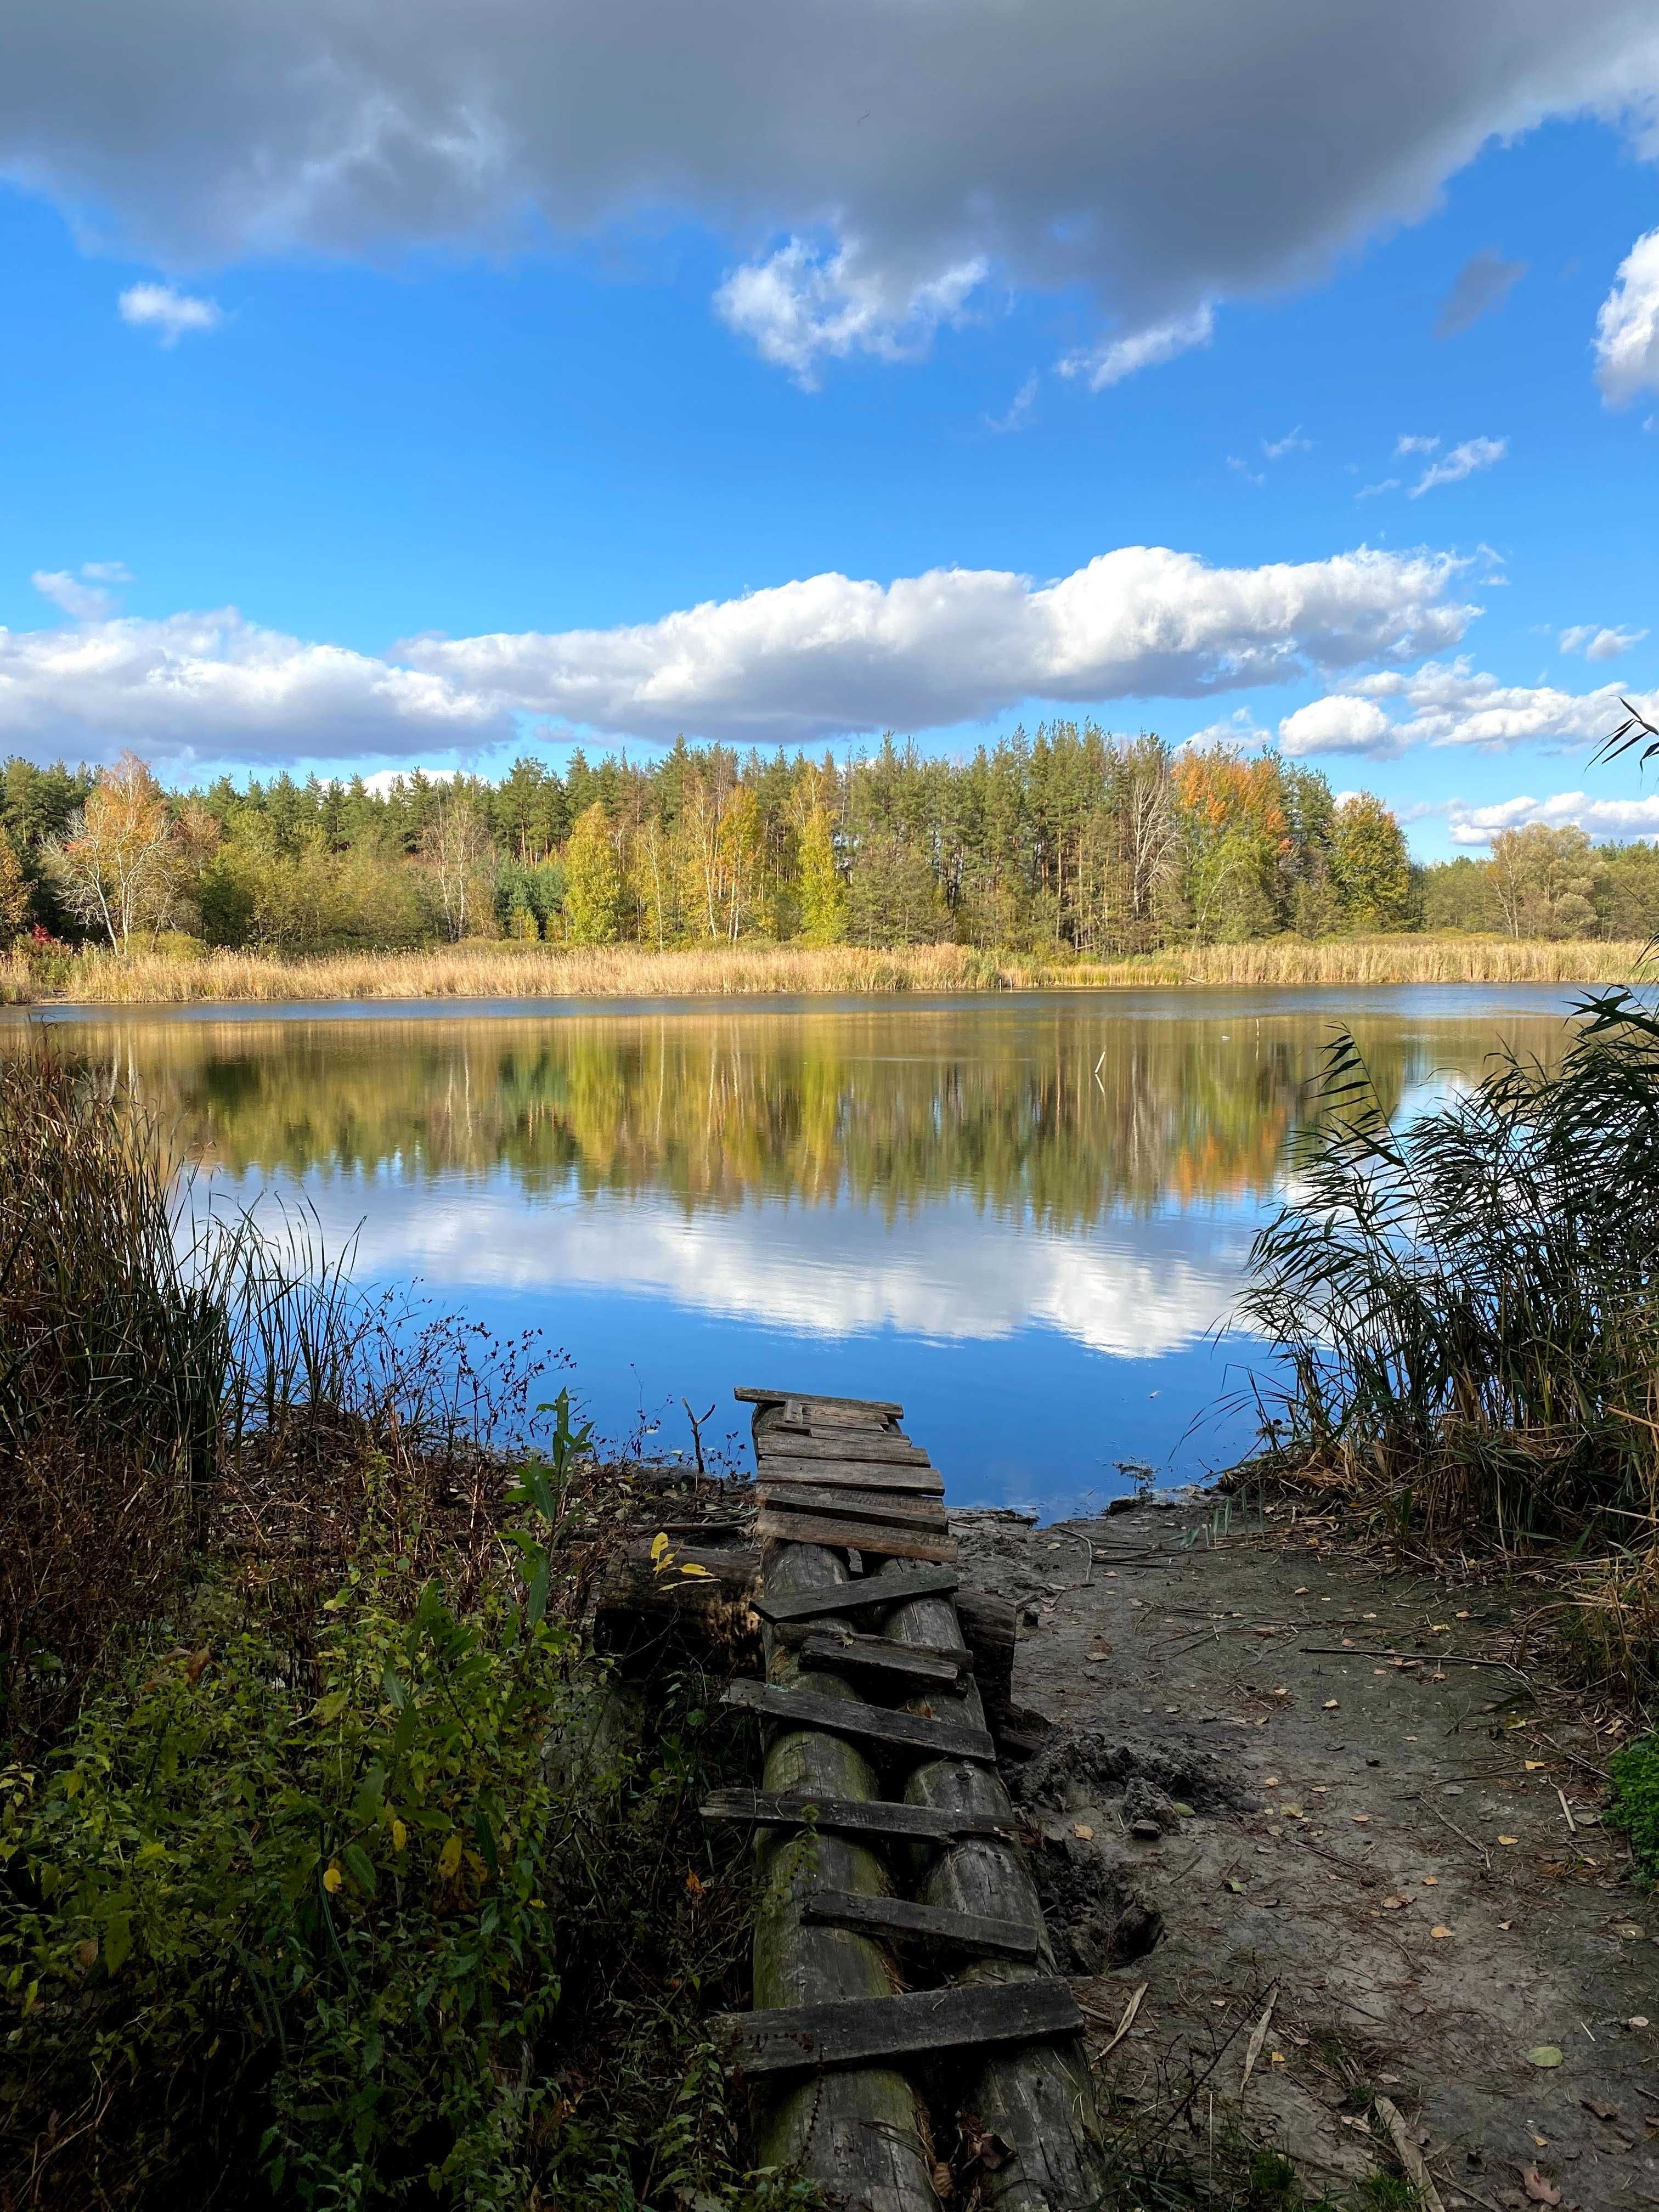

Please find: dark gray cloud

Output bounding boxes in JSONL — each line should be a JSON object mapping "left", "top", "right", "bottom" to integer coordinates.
{"left": 1434, "top": 249, "right": 1528, "bottom": 337}
{"left": 1, "top": 2, "right": 1655, "bottom": 374}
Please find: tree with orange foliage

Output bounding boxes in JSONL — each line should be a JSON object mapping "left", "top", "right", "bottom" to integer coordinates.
{"left": 46, "top": 753, "right": 202, "bottom": 950}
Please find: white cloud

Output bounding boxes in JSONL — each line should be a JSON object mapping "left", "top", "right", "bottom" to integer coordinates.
{"left": 32, "top": 568, "right": 118, "bottom": 620}
{"left": 1595, "top": 227, "right": 1659, "bottom": 406}
{"left": 1, "top": 0, "right": 1656, "bottom": 387}
{"left": 1278, "top": 694, "right": 1399, "bottom": 758}
{"left": 713, "top": 240, "right": 985, "bottom": 386}
{"left": 1448, "top": 791, "right": 1659, "bottom": 844}
{"left": 117, "top": 281, "right": 223, "bottom": 344}
{"left": 1226, "top": 454, "right": 1265, "bottom": 488}
{"left": 1279, "top": 658, "right": 1659, "bottom": 756}
{"left": 984, "top": 371, "right": 1039, "bottom": 435}
{"left": 1559, "top": 621, "right": 1648, "bottom": 659}
{"left": 1395, "top": 433, "right": 1441, "bottom": 456}
{"left": 0, "top": 605, "right": 502, "bottom": 767}
{"left": 0, "top": 541, "right": 1478, "bottom": 764}
{"left": 405, "top": 544, "right": 1478, "bottom": 746}
{"left": 1059, "top": 303, "right": 1215, "bottom": 391}
{"left": 1183, "top": 707, "right": 1273, "bottom": 749}
{"left": 1356, "top": 477, "right": 1401, "bottom": 498}
{"left": 1262, "top": 426, "right": 1312, "bottom": 460}
{"left": 80, "top": 560, "right": 133, "bottom": 584}
{"left": 1408, "top": 435, "right": 1508, "bottom": 495}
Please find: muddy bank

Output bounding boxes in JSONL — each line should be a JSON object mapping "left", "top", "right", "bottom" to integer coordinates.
{"left": 953, "top": 1497, "right": 1657, "bottom": 2211}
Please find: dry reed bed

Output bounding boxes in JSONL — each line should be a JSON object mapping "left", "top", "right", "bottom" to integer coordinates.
{"left": 1, "top": 935, "right": 1650, "bottom": 1007}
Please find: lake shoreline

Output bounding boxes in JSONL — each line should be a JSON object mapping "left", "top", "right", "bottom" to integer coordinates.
{"left": 2, "top": 933, "right": 1649, "bottom": 1008}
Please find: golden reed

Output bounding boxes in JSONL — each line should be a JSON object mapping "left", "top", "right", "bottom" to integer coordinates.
{"left": 1, "top": 935, "right": 1649, "bottom": 1008}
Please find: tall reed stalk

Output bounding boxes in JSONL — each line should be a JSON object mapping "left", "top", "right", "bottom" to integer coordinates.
{"left": 1243, "top": 988, "right": 1659, "bottom": 1544}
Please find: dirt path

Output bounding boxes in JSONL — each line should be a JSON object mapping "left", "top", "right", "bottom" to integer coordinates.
{"left": 953, "top": 1498, "right": 1658, "bottom": 2211}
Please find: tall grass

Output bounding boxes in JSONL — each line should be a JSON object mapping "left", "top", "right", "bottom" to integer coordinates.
{"left": 0, "top": 1054, "right": 545, "bottom": 1745}
{"left": 1, "top": 932, "right": 1647, "bottom": 1007}
{"left": 1243, "top": 986, "right": 1659, "bottom": 1547}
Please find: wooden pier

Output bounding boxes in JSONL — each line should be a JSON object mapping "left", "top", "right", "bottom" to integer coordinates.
{"left": 707, "top": 1387, "right": 1107, "bottom": 2212}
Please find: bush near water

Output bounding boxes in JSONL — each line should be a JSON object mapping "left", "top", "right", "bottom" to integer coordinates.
{"left": 0, "top": 1056, "right": 776, "bottom": 2209}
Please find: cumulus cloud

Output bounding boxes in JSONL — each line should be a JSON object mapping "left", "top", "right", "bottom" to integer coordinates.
{"left": 1433, "top": 248, "right": 1526, "bottom": 336}
{"left": 1595, "top": 228, "right": 1659, "bottom": 405}
{"left": 1059, "top": 304, "right": 1215, "bottom": 391}
{"left": 0, "top": 5, "right": 1655, "bottom": 380}
{"left": 0, "top": 606, "right": 503, "bottom": 767}
{"left": 405, "top": 545, "right": 1479, "bottom": 746}
{"left": 1408, "top": 435, "right": 1508, "bottom": 495}
{"left": 117, "top": 281, "right": 222, "bottom": 343}
{"left": 713, "top": 240, "right": 985, "bottom": 386}
{"left": 1278, "top": 694, "right": 1400, "bottom": 758}
{"left": 1277, "top": 658, "right": 1659, "bottom": 757}
{"left": 1559, "top": 621, "right": 1649, "bottom": 659}
{"left": 0, "top": 542, "right": 1477, "bottom": 764}
{"left": 1448, "top": 791, "right": 1659, "bottom": 843}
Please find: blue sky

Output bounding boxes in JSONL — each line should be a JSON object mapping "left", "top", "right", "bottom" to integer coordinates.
{"left": 3, "top": 2, "right": 1659, "bottom": 859}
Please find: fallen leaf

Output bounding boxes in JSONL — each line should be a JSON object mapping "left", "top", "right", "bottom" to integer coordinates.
{"left": 1521, "top": 2166, "right": 1561, "bottom": 2205}
{"left": 685, "top": 1869, "right": 705, "bottom": 1898}
{"left": 1226, "top": 1878, "right": 1245, "bottom": 1893}
{"left": 1382, "top": 1895, "right": 1408, "bottom": 1909}
{"left": 1351, "top": 1814, "right": 1370, "bottom": 1824}
{"left": 1628, "top": 2016, "right": 1650, "bottom": 2029}
{"left": 185, "top": 1646, "right": 210, "bottom": 1685}
{"left": 1498, "top": 1835, "right": 1519, "bottom": 1846}
{"left": 1430, "top": 1924, "right": 1452, "bottom": 1939}
{"left": 1525, "top": 1760, "right": 1548, "bottom": 1771}
{"left": 1582, "top": 2098, "right": 1619, "bottom": 2121}
{"left": 1323, "top": 1699, "right": 1340, "bottom": 1710}
{"left": 1072, "top": 1822, "right": 1095, "bottom": 1841}
{"left": 1423, "top": 1875, "right": 1439, "bottom": 1886}
{"left": 1240, "top": 1993, "right": 1277, "bottom": 2093}
{"left": 1526, "top": 2046, "right": 1564, "bottom": 2068}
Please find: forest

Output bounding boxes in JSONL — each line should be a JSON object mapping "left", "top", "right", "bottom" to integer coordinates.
{"left": 3, "top": 725, "right": 1657, "bottom": 961}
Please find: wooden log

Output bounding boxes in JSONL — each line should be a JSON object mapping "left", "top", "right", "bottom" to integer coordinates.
{"left": 754, "top": 1568, "right": 960, "bottom": 1624}
{"left": 759, "top": 1458, "right": 945, "bottom": 1495}
{"left": 701, "top": 1788, "right": 1018, "bottom": 1845}
{"left": 713, "top": 1979, "right": 1081, "bottom": 2079}
{"left": 589, "top": 1544, "right": 760, "bottom": 1663}
{"left": 801, "top": 1889, "right": 1041, "bottom": 1963}
{"left": 755, "top": 1512, "right": 956, "bottom": 1562}
{"left": 738, "top": 1385, "right": 904, "bottom": 1417}
{"left": 798, "top": 1629, "right": 966, "bottom": 1689}
{"left": 725, "top": 1679, "right": 995, "bottom": 1763}
{"left": 876, "top": 1562, "right": 1108, "bottom": 2212}
{"left": 759, "top": 1484, "right": 949, "bottom": 1531}
{"left": 757, "top": 1432, "right": 930, "bottom": 1467}
{"left": 746, "top": 1543, "right": 941, "bottom": 2212}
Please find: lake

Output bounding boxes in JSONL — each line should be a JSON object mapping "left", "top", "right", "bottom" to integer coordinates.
{"left": 8, "top": 985, "right": 1588, "bottom": 1515}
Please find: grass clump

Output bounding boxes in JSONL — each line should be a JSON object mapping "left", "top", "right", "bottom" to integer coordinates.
{"left": 1609, "top": 1734, "right": 1659, "bottom": 1881}
{"left": 1243, "top": 988, "right": 1659, "bottom": 1549}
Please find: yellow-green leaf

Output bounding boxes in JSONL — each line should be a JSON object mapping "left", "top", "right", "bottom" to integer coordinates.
{"left": 438, "top": 1833, "right": 463, "bottom": 1880}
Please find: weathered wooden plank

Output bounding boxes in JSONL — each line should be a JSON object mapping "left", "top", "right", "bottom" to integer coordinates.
{"left": 701, "top": 1787, "right": 1018, "bottom": 1844}
{"left": 756, "top": 1511, "right": 957, "bottom": 1563}
{"left": 725, "top": 1678, "right": 994, "bottom": 1762}
{"left": 758, "top": 1483, "right": 949, "bottom": 1532}
{"left": 758, "top": 1432, "right": 930, "bottom": 1467}
{"left": 737, "top": 1386, "right": 904, "bottom": 1416}
{"left": 802, "top": 1889, "right": 1041, "bottom": 1962}
{"left": 757, "top": 1457, "right": 945, "bottom": 1494}
{"left": 753, "top": 1568, "right": 960, "bottom": 1624}
{"left": 747, "top": 1544, "right": 939, "bottom": 2212}
{"left": 798, "top": 1629, "right": 965, "bottom": 1689}
{"left": 713, "top": 1978, "right": 1082, "bottom": 2079}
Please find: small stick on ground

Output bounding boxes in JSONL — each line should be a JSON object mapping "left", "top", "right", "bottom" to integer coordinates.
{"left": 1373, "top": 2092, "right": 1448, "bottom": 2212}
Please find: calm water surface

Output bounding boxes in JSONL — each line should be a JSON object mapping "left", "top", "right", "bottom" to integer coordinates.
{"left": 9, "top": 986, "right": 1587, "bottom": 1513}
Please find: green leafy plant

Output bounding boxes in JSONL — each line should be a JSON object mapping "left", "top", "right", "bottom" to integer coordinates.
{"left": 1609, "top": 1734, "right": 1659, "bottom": 1882}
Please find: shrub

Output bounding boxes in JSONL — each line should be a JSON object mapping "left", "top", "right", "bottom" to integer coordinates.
{"left": 1609, "top": 1735, "right": 1659, "bottom": 1883}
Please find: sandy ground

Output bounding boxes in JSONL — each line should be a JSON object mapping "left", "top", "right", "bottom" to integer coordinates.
{"left": 952, "top": 1496, "right": 1658, "bottom": 2212}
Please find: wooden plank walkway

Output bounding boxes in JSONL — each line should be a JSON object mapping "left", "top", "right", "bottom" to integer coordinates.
{"left": 704, "top": 1385, "right": 1108, "bottom": 2212}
